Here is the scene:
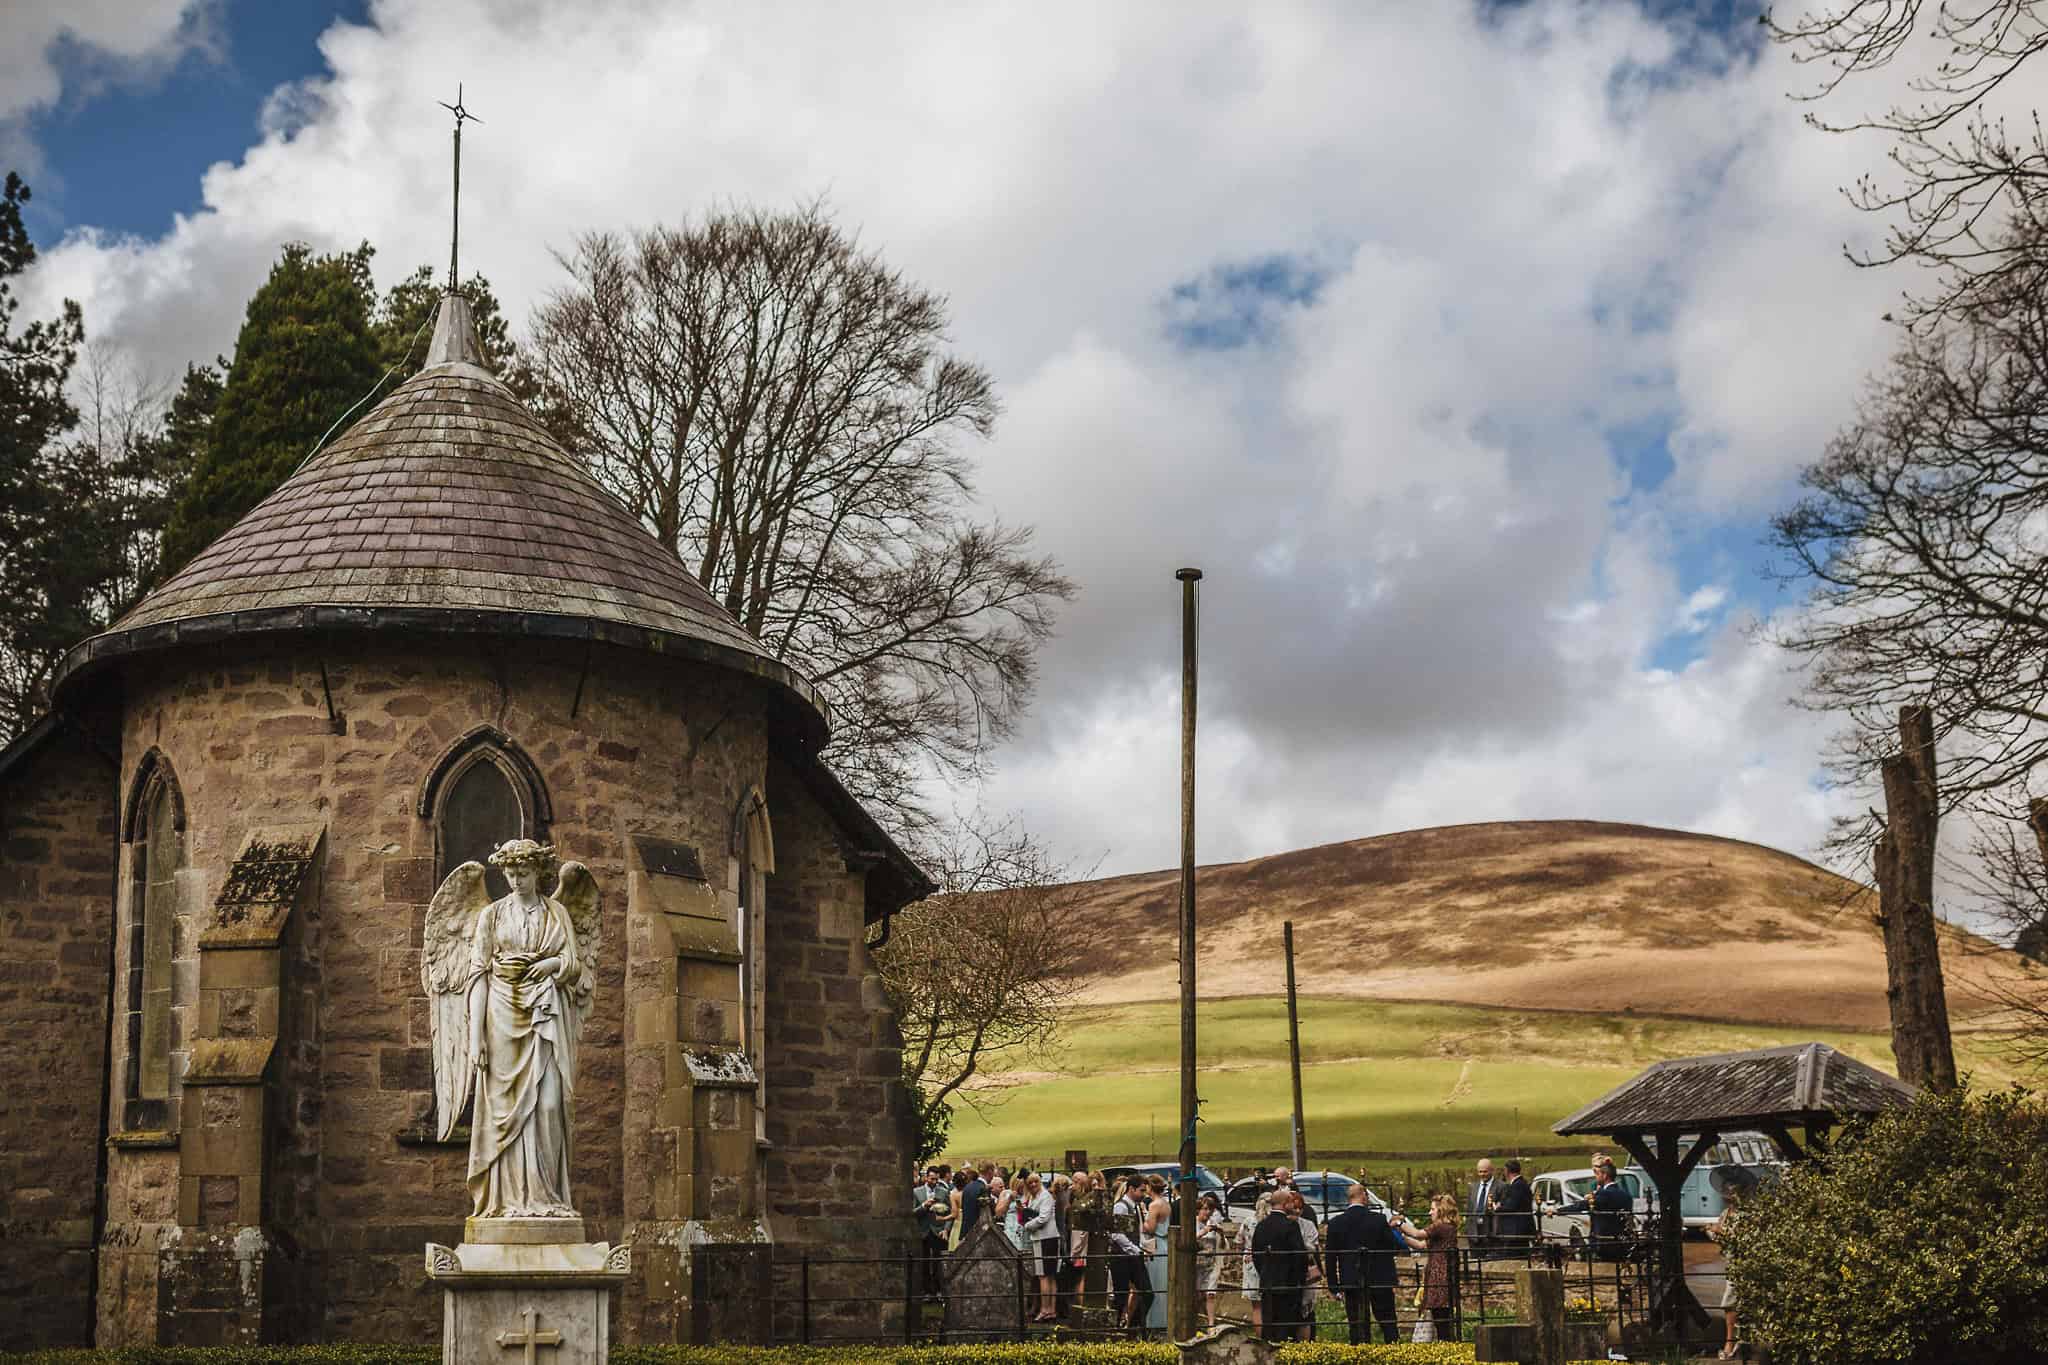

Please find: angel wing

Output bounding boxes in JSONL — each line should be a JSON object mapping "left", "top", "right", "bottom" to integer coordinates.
{"left": 422, "top": 861, "right": 490, "bottom": 1140}
{"left": 552, "top": 861, "right": 601, "bottom": 1007}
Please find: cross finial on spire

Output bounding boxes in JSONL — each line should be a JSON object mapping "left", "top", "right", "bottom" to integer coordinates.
{"left": 438, "top": 84, "right": 482, "bottom": 294}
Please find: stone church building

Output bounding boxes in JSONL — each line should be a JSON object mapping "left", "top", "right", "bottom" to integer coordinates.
{"left": 0, "top": 294, "right": 930, "bottom": 1345}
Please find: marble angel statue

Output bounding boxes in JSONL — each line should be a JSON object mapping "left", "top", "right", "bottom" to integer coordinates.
{"left": 422, "top": 838, "right": 601, "bottom": 1219}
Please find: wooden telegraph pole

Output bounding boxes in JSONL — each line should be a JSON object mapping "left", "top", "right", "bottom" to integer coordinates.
{"left": 1284, "top": 920, "right": 1307, "bottom": 1172}
{"left": 1169, "top": 567, "right": 1202, "bottom": 1342}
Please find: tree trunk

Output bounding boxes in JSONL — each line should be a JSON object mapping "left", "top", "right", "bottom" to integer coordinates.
{"left": 2017, "top": 798, "right": 2048, "bottom": 963}
{"left": 2027, "top": 797, "right": 2048, "bottom": 871}
{"left": 1874, "top": 705, "right": 1958, "bottom": 1090}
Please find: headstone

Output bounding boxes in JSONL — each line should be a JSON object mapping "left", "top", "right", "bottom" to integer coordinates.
{"left": 1516, "top": 1266, "right": 1565, "bottom": 1363}
{"left": 1177, "top": 1321, "right": 1275, "bottom": 1365}
{"left": 943, "top": 1219, "right": 1024, "bottom": 1341}
{"left": 1471, "top": 1266, "right": 1606, "bottom": 1365}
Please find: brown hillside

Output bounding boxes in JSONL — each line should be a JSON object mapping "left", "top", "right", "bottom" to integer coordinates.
{"left": 1064, "top": 820, "right": 2037, "bottom": 1030}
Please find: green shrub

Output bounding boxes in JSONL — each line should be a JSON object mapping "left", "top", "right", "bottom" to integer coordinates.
{"left": 1723, "top": 1084, "right": 2048, "bottom": 1365}
{"left": 0, "top": 1343, "right": 1611, "bottom": 1365}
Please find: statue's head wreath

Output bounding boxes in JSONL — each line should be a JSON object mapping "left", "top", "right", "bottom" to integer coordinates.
{"left": 487, "top": 838, "right": 556, "bottom": 871}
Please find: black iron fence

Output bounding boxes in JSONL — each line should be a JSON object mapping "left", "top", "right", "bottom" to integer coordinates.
{"left": 687, "top": 1229, "right": 1701, "bottom": 1347}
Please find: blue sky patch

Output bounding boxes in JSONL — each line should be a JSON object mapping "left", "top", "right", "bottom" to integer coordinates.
{"left": 1164, "top": 252, "right": 1329, "bottom": 351}
{"left": 25, "top": 1, "right": 367, "bottom": 240}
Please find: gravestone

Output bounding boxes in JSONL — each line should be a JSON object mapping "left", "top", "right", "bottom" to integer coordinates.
{"left": 1472, "top": 1266, "right": 1606, "bottom": 1365}
{"left": 943, "top": 1219, "right": 1024, "bottom": 1341}
{"left": 1177, "top": 1321, "right": 1275, "bottom": 1365}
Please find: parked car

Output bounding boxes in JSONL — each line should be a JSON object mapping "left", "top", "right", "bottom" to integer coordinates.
{"left": 1098, "top": 1162, "right": 1229, "bottom": 1205}
{"left": 1531, "top": 1167, "right": 1654, "bottom": 1249}
{"left": 1222, "top": 1170, "right": 1389, "bottom": 1226}
{"left": 1671, "top": 1131, "right": 1786, "bottom": 1229}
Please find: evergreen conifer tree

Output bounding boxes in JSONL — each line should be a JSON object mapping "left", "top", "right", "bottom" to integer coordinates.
{"left": 160, "top": 249, "right": 529, "bottom": 577}
{"left": 375, "top": 264, "right": 519, "bottom": 378}
{"left": 160, "top": 242, "right": 382, "bottom": 574}
{"left": 0, "top": 172, "right": 100, "bottom": 737}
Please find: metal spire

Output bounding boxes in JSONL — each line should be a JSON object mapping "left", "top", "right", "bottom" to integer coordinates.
{"left": 439, "top": 85, "right": 482, "bottom": 293}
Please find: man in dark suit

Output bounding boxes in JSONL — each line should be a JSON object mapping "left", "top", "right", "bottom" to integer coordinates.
{"left": 1322, "top": 1182, "right": 1410, "bottom": 1343}
{"left": 1557, "top": 1157, "right": 1634, "bottom": 1261}
{"left": 1250, "top": 1190, "right": 1308, "bottom": 1342}
{"left": 1467, "top": 1157, "right": 1498, "bottom": 1257}
{"left": 1493, "top": 1158, "right": 1536, "bottom": 1255}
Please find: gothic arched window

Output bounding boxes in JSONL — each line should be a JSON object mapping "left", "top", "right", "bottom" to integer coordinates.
{"left": 421, "top": 727, "right": 550, "bottom": 899}
{"left": 123, "top": 751, "right": 185, "bottom": 1116}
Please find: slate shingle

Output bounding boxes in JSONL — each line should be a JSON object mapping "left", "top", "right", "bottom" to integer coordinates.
{"left": 107, "top": 362, "right": 771, "bottom": 664}
{"left": 1553, "top": 1042, "right": 1916, "bottom": 1135}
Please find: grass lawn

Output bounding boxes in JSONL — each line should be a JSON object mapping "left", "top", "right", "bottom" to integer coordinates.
{"left": 943, "top": 996, "right": 2020, "bottom": 1164}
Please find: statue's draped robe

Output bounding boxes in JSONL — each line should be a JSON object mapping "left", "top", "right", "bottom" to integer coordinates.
{"left": 465, "top": 892, "right": 584, "bottom": 1217}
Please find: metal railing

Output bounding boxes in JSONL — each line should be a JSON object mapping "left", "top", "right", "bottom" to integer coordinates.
{"left": 687, "top": 1227, "right": 1694, "bottom": 1347}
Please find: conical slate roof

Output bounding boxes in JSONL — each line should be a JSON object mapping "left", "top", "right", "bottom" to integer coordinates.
{"left": 56, "top": 295, "right": 825, "bottom": 741}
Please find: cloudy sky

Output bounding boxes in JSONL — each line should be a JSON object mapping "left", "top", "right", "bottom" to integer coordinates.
{"left": 8, "top": 0, "right": 1984, "bottom": 881}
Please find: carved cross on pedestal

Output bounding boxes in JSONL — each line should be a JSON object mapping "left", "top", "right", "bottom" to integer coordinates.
{"left": 495, "top": 1305, "right": 562, "bottom": 1365}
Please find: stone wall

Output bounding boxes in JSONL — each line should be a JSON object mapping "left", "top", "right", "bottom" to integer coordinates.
{"left": 0, "top": 720, "right": 118, "bottom": 1346}
{"left": 760, "top": 747, "right": 919, "bottom": 1327}
{"left": 98, "top": 635, "right": 770, "bottom": 1342}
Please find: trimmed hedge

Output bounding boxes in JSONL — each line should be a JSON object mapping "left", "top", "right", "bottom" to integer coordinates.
{"left": 0, "top": 1345, "right": 1611, "bottom": 1365}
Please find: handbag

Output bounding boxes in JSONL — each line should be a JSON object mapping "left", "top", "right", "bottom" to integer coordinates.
{"left": 1411, "top": 1316, "right": 1436, "bottom": 1343}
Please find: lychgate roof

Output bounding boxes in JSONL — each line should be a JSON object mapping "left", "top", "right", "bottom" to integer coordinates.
{"left": 1553, "top": 1042, "right": 1916, "bottom": 1136}
{"left": 54, "top": 295, "right": 825, "bottom": 746}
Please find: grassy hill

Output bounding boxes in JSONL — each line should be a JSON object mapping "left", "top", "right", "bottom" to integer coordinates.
{"left": 944, "top": 996, "right": 2026, "bottom": 1165}
{"left": 942, "top": 821, "right": 2041, "bottom": 1165}
{"left": 1058, "top": 820, "right": 2033, "bottom": 1028}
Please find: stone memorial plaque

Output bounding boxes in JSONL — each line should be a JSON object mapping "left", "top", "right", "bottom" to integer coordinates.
{"left": 633, "top": 835, "right": 705, "bottom": 881}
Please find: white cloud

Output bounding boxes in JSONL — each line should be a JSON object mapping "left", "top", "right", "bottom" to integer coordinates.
{"left": 1675, "top": 584, "right": 1730, "bottom": 635}
{"left": 0, "top": 0, "right": 214, "bottom": 170}
{"left": 26, "top": 0, "right": 1964, "bottom": 880}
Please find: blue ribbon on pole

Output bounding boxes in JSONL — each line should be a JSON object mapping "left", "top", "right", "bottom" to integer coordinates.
{"left": 1176, "top": 1097, "right": 1206, "bottom": 1185}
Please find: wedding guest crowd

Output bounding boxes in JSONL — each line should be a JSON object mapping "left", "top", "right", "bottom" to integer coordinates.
{"left": 912, "top": 1151, "right": 1631, "bottom": 1342}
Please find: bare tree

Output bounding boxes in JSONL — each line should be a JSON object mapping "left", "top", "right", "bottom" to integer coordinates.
{"left": 873, "top": 817, "right": 1090, "bottom": 1155}
{"left": 1767, "top": 211, "right": 2048, "bottom": 1064}
{"left": 528, "top": 205, "right": 1075, "bottom": 837}
{"left": 1767, "top": 227, "right": 2048, "bottom": 856}
{"left": 1768, "top": 0, "right": 2048, "bottom": 326}
{"left": 1959, "top": 814, "right": 2048, "bottom": 1066}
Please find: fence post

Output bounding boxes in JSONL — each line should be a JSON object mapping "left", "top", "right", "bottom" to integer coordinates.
{"left": 1468, "top": 1248, "right": 1478, "bottom": 1340}
{"left": 903, "top": 1248, "right": 917, "bottom": 1344}
{"left": 799, "top": 1253, "right": 811, "bottom": 1345}
{"left": 1015, "top": 1246, "right": 1027, "bottom": 1341}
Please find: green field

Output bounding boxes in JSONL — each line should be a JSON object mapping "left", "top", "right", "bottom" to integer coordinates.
{"left": 942, "top": 996, "right": 2022, "bottom": 1164}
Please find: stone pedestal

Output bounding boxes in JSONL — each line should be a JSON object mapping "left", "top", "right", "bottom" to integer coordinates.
{"left": 426, "top": 1237, "right": 630, "bottom": 1365}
